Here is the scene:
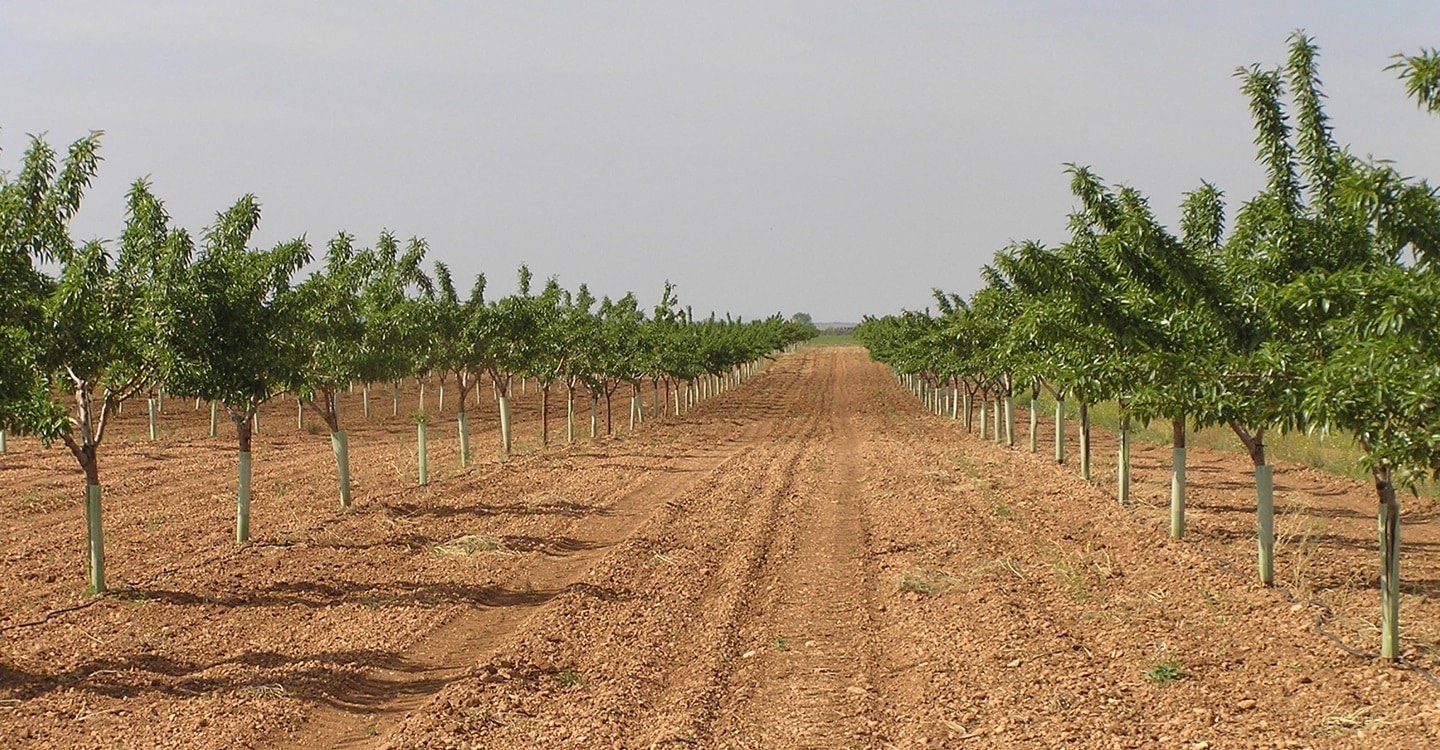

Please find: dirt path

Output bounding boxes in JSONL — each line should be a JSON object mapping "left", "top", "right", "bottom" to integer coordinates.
{"left": 4, "top": 347, "right": 1440, "bottom": 749}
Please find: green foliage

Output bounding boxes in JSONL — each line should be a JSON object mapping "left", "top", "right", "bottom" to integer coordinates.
{"left": 1144, "top": 657, "right": 1187, "bottom": 686}
{"left": 165, "top": 194, "right": 310, "bottom": 429}
{"left": 1391, "top": 47, "right": 1440, "bottom": 115}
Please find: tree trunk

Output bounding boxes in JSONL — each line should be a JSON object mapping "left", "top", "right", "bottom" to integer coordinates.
{"left": 590, "top": 392, "right": 599, "bottom": 438}
{"left": 540, "top": 384, "right": 551, "bottom": 446}
{"left": 1171, "top": 418, "right": 1187, "bottom": 539}
{"left": 235, "top": 414, "right": 254, "bottom": 544}
{"left": 566, "top": 389, "right": 575, "bottom": 444}
{"left": 362, "top": 382, "right": 371, "bottom": 419}
{"left": 1376, "top": 473, "right": 1401, "bottom": 661}
{"left": 1004, "top": 395, "right": 1015, "bottom": 447}
{"left": 1231, "top": 421, "right": 1274, "bottom": 586}
{"left": 1028, "top": 391, "right": 1039, "bottom": 453}
{"left": 978, "top": 399, "right": 988, "bottom": 440}
{"left": 1054, "top": 397, "right": 1065, "bottom": 463}
{"left": 209, "top": 400, "right": 219, "bottom": 437}
{"left": 1117, "top": 410, "right": 1131, "bottom": 504}
{"left": 1079, "top": 403, "right": 1091, "bottom": 481}
{"left": 85, "top": 481, "right": 105, "bottom": 594}
{"left": 417, "top": 421, "right": 429, "bottom": 485}
{"left": 498, "top": 395, "right": 513, "bottom": 455}
{"left": 457, "top": 409, "right": 471, "bottom": 467}
{"left": 963, "top": 391, "right": 972, "bottom": 432}
{"left": 393, "top": 382, "right": 400, "bottom": 417}
{"left": 1256, "top": 462, "right": 1275, "bottom": 586}
{"left": 331, "top": 430, "right": 352, "bottom": 508}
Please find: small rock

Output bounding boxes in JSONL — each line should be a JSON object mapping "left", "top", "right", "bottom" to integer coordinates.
{"left": 1236, "top": 698, "right": 1257, "bottom": 711}
{"left": 846, "top": 686, "right": 868, "bottom": 695}
{"left": 741, "top": 650, "right": 757, "bottom": 659}
{"left": 1006, "top": 659, "right": 1022, "bottom": 668}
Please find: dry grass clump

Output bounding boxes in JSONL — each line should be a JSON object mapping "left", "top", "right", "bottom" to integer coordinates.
{"left": 435, "top": 534, "right": 509, "bottom": 556}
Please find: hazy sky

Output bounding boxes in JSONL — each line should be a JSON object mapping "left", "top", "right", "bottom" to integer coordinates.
{"left": 3, "top": 2, "right": 1437, "bottom": 323}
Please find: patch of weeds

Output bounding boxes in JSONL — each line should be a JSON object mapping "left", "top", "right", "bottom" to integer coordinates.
{"left": 1047, "top": 552, "right": 1089, "bottom": 601}
{"left": 1046, "top": 692, "right": 1077, "bottom": 712}
{"left": 809, "top": 455, "right": 827, "bottom": 473}
{"left": 773, "top": 636, "right": 790, "bottom": 652}
{"left": 1201, "top": 588, "right": 1228, "bottom": 623}
{"left": 362, "top": 723, "right": 378, "bottom": 737}
{"left": 522, "top": 580, "right": 536, "bottom": 596}
{"left": 898, "top": 568, "right": 954, "bottom": 597}
{"left": 993, "top": 502, "right": 1012, "bottom": 518}
{"left": 555, "top": 668, "right": 583, "bottom": 688}
{"left": 1144, "top": 657, "right": 1187, "bottom": 686}
{"left": 273, "top": 482, "right": 287, "bottom": 499}
{"left": 145, "top": 515, "right": 166, "bottom": 533}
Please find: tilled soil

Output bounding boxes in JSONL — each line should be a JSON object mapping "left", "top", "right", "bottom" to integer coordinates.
{"left": 2, "top": 348, "right": 1438, "bottom": 749}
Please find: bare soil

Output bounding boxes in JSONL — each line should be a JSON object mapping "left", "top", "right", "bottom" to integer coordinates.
{"left": 2, "top": 348, "right": 1438, "bottom": 749}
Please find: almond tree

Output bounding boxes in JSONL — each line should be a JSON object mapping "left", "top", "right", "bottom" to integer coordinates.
{"left": 426, "top": 264, "right": 487, "bottom": 466}
{"left": 165, "top": 195, "right": 309, "bottom": 543}
{"left": 295, "top": 232, "right": 368, "bottom": 508}
{"left": 559, "top": 284, "right": 602, "bottom": 443}
{"left": 5, "top": 134, "right": 178, "bottom": 593}
{"left": 355, "top": 232, "right": 430, "bottom": 420}
{"left": 594, "top": 293, "right": 645, "bottom": 434}
{"left": 474, "top": 265, "right": 548, "bottom": 455}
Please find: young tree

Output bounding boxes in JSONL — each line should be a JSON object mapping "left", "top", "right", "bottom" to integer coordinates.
{"left": 5, "top": 134, "right": 177, "bottom": 593}
{"left": 426, "top": 265, "right": 487, "bottom": 466}
{"left": 473, "top": 265, "right": 547, "bottom": 455}
{"left": 295, "top": 232, "right": 368, "bottom": 508}
{"left": 166, "top": 195, "right": 309, "bottom": 543}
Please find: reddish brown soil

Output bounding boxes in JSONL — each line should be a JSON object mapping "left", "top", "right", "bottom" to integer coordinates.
{"left": 2, "top": 348, "right": 1438, "bottom": 749}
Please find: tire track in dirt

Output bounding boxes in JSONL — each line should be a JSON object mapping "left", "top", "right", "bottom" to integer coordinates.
{"left": 623, "top": 351, "right": 834, "bottom": 745}
{"left": 701, "top": 348, "right": 886, "bottom": 748}
{"left": 275, "top": 361, "right": 807, "bottom": 749}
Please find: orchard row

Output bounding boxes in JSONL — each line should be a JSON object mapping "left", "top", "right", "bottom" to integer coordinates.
{"left": 0, "top": 137, "right": 817, "bottom": 595}
{"left": 857, "top": 35, "right": 1440, "bottom": 661}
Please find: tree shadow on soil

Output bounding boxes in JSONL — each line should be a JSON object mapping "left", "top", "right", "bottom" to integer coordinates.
{"left": 0, "top": 647, "right": 455, "bottom": 709}
{"left": 0, "top": 582, "right": 631, "bottom": 706}
{"left": 382, "top": 499, "right": 614, "bottom": 521}
{"left": 136, "top": 579, "right": 558, "bottom": 610}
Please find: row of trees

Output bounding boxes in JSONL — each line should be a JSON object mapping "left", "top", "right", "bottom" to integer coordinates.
{"left": 858, "top": 34, "right": 1440, "bottom": 661}
{"left": 0, "top": 140, "right": 817, "bottom": 595}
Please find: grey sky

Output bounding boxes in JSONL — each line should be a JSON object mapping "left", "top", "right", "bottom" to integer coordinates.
{"left": 3, "top": 2, "right": 1437, "bottom": 322}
